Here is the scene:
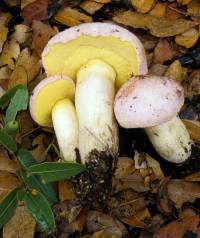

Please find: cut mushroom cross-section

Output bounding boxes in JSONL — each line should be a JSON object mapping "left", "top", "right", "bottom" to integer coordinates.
{"left": 42, "top": 22, "right": 148, "bottom": 164}
{"left": 114, "top": 75, "right": 192, "bottom": 163}
{"left": 29, "top": 75, "right": 79, "bottom": 162}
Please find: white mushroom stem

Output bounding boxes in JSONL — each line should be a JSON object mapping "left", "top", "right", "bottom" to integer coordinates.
{"left": 75, "top": 59, "right": 119, "bottom": 164}
{"left": 145, "top": 116, "right": 192, "bottom": 163}
{"left": 52, "top": 99, "right": 79, "bottom": 162}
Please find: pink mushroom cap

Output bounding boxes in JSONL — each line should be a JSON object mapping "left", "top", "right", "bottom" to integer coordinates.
{"left": 114, "top": 75, "right": 184, "bottom": 128}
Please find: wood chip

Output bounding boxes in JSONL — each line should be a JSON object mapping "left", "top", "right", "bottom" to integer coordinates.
{"left": 3, "top": 205, "right": 36, "bottom": 238}
{"left": 113, "top": 11, "right": 199, "bottom": 37}
{"left": 54, "top": 6, "right": 93, "bottom": 27}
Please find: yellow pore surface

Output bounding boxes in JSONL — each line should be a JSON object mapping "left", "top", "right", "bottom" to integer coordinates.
{"left": 43, "top": 35, "right": 139, "bottom": 89}
{"left": 33, "top": 78, "right": 75, "bottom": 127}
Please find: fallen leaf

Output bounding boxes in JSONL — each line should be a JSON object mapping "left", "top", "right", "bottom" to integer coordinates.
{"left": 177, "top": 0, "right": 192, "bottom": 5}
{"left": 113, "top": 11, "right": 198, "bottom": 37}
{"left": 175, "top": 28, "right": 199, "bottom": 48}
{"left": 31, "top": 20, "right": 57, "bottom": 56}
{"left": 0, "top": 171, "right": 21, "bottom": 201}
{"left": 153, "top": 39, "right": 174, "bottom": 64}
{"left": 21, "top": 0, "right": 51, "bottom": 22}
{"left": 0, "top": 149, "right": 19, "bottom": 174}
{"left": 187, "top": 0, "right": 200, "bottom": 18}
{"left": 149, "top": 64, "right": 168, "bottom": 76}
{"left": 12, "top": 24, "right": 32, "bottom": 45}
{"left": 21, "top": 0, "right": 36, "bottom": 9}
{"left": 54, "top": 6, "right": 93, "bottom": 27}
{"left": 114, "top": 157, "right": 135, "bottom": 179}
{"left": 80, "top": 0, "right": 104, "bottom": 15}
{"left": 130, "top": 0, "right": 156, "bottom": 14}
{"left": 153, "top": 215, "right": 200, "bottom": 238}
{"left": 167, "top": 179, "right": 200, "bottom": 209}
{"left": 165, "top": 3, "right": 182, "bottom": 20}
{"left": 182, "top": 119, "right": 200, "bottom": 143}
{"left": 185, "top": 172, "right": 200, "bottom": 182}
{"left": 149, "top": 3, "right": 167, "bottom": 18}
{"left": 30, "top": 134, "right": 46, "bottom": 162}
{"left": 0, "top": 66, "right": 12, "bottom": 83}
{"left": 146, "top": 153, "right": 164, "bottom": 180}
{"left": 0, "top": 13, "right": 11, "bottom": 54}
{"left": 85, "top": 210, "right": 127, "bottom": 237}
{"left": 88, "top": 228, "right": 122, "bottom": 238}
{"left": 70, "top": 211, "right": 86, "bottom": 235}
{"left": 120, "top": 208, "right": 151, "bottom": 228}
{"left": 0, "top": 39, "right": 20, "bottom": 70}
{"left": 92, "top": 0, "right": 112, "bottom": 3}
{"left": 8, "top": 48, "right": 40, "bottom": 89}
{"left": 164, "top": 60, "right": 183, "bottom": 82}
{"left": 184, "top": 70, "right": 200, "bottom": 101}
{"left": 58, "top": 181, "right": 76, "bottom": 201}
{"left": 107, "top": 189, "right": 146, "bottom": 218}
{"left": 3, "top": 205, "right": 36, "bottom": 238}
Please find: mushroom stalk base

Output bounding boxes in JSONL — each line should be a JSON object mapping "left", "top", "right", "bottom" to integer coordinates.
{"left": 52, "top": 98, "right": 79, "bottom": 162}
{"left": 145, "top": 116, "right": 192, "bottom": 163}
{"left": 76, "top": 59, "right": 119, "bottom": 164}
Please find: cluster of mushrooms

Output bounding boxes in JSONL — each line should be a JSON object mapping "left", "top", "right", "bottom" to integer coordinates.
{"left": 29, "top": 22, "right": 192, "bottom": 166}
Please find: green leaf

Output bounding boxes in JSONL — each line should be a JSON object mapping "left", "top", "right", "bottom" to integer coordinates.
{"left": 27, "top": 162, "right": 86, "bottom": 183}
{"left": 0, "top": 85, "right": 24, "bottom": 110}
{"left": 23, "top": 174, "right": 57, "bottom": 205}
{"left": 5, "top": 86, "right": 28, "bottom": 124}
{"left": 0, "top": 188, "right": 20, "bottom": 228}
{"left": 23, "top": 191, "right": 55, "bottom": 233}
{"left": 17, "top": 149, "right": 38, "bottom": 170}
{"left": 0, "top": 131, "right": 17, "bottom": 153}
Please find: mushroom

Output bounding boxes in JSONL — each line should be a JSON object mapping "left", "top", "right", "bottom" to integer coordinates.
{"left": 114, "top": 75, "right": 192, "bottom": 163}
{"left": 29, "top": 75, "right": 79, "bottom": 162}
{"left": 42, "top": 22, "right": 148, "bottom": 164}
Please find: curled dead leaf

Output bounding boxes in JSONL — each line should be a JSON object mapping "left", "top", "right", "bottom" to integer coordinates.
{"left": 130, "top": 0, "right": 156, "bottom": 14}
{"left": 80, "top": 0, "right": 104, "bottom": 15}
{"left": 175, "top": 28, "right": 199, "bottom": 48}
{"left": 153, "top": 215, "right": 200, "bottom": 238}
{"left": 54, "top": 6, "right": 93, "bottom": 27}
{"left": 3, "top": 205, "right": 36, "bottom": 238}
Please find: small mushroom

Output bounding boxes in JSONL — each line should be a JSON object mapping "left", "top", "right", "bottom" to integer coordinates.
{"left": 42, "top": 22, "right": 148, "bottom": 164}
{"left": 29, "top": 75, "right": 78, "bottom": 162}
{"left": 114, "top": 75, "right": 192, "bottom": 163}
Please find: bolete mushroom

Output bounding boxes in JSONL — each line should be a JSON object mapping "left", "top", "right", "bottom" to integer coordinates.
{"left": 114, "top": 75, "right": 192, "bottom": 163}
{"left": 42, "top": 22, "right": 147, "bottom": 164}
{"left": 29, "top": 75, "right": 79, "bottom": 162}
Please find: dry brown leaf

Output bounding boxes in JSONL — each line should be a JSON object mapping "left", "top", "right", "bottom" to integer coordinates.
{"left": 85, "top": 210, "right": 127, "bottom": 237}
{"left": 107, "top": 189, "right": 146, "bottom": 218}
{"left": 153, "top": 39, "right": 174, "bottom": 64}
{"left": 31, "top": 20, "right": 57, "bottom": 56}
{"left": 165, "top": 3, "right": 182, "bottom": 20}
{"left": 0, "top": 171, "right": 21, "bottom": 201}
{"left": 167, "top": 179, "right": 200, "bottom": 209}
{"left": 54, "top": 6, "right": 93, "bottom": 27}
{"left": 92, "top": 0, "right": 112, "bottom": 3}
{"left": 12, "top": 24, "right": 32, "bottom": 45}
{"left": 0, "top": 149, "right": 19, "bottom": 174}
{"left": 0, "top": 65, "right": 12, "bottom": 83}
{"left": 0, "top": 39, "right": 20, "bottom": 70}
{"left": 21, "top": 0, "right": 50, "bottom": 22}
{"left": 149, "top": 3, "right": 167, "bottom": 18}
{"left": 17, "top": 111, "right": 34, "bottom": 136}
{"left": 21, "top": 0, "right": 36, "bottom": 9}
{"left": 164, "top": 60, "right": 183, "bottom": 81}
{"left": 8, "top": 48, "right": 40, "bottom": 89}
{"left": 88, "top": 228, "right": 122, "bottom": 238}
{"left": 0, "top": 13, "right": 11, "bottom": 54}
{"left": 70, "top": 211, "right": 86, "bottom": 235}
{"left": 182, "top": 119, "right": 200, "bottom": 143}
{"left": 30, "top": 134, "right": 46, "bottom": 162}
{"left": 113, "top": 11, "right": 198, "bottom": 37}
{"left": 58, "top": 181, "right": 76, "bottom": 201}
{"left": 80, "top": 0, "right": 104, "bottom": 15}
{"left": 177, "top": 0, "right": 192, "bottom": 5}
{"left": 149, "top": 64, "right": 168, "bottom": 76}
{"left": 3, "top": 205, "right": 36, "bottom": 238}
{"left": 131, "top": 0, "right": 156, "bottom": 14}
{"left": 175, "top": 28, "right": 199, "bottom": 48}
{"left": 114, "top": 157, "right": 135, "bottom": 179}
{"left": 5, "top": 0, "right": 20, "bottom": 6}
{"left": 185, "top": 172, "right": 200, "bottom": 182}
{"left": 184, "top": 70, "right": 200, "bottom": 100}
{"left": 146, "top": 154, "right": 164, "bottom": 180}
{"left": 120, "top": 208, "right": 151, "bottom": 228}
{"left": 187, "top": 0, "right": 200, "bottom": 18}
{"left": 153, "top": 215, "right": 200, "bottom": 238}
